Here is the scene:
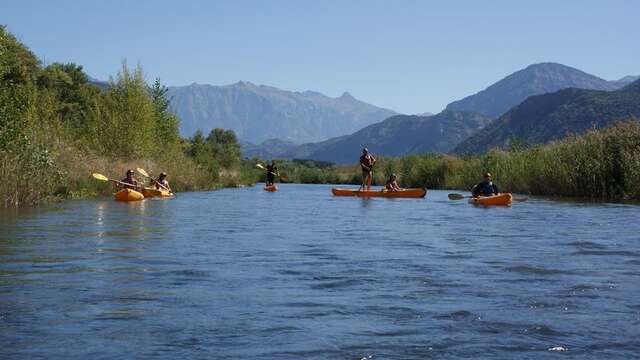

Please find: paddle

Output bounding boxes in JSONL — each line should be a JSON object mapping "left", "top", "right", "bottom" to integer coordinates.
{"left": 136, "top": 168, "right": 171, "bottom": 192}
{"left": 92, "top": 173, "right": 138, "bottom": 189}
{"left": 447, "top": 193, "right": 528, "bottom": 202}
{"left": 256, "top": 163, "right": 287, "bottom": 182}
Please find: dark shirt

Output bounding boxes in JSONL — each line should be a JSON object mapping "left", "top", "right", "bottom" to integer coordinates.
{"left": 472, "top": 181, "right": 498, "bottom": 197}
{"left": 120, "top": 177, "right": 138, "bottom": 190}
{"left": 266, "top": 165, "right": 278, "bottom": 182}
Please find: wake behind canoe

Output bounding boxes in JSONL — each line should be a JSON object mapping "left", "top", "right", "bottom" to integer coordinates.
{"left": 331, "top": 187, "right": 427, "bottom": 198}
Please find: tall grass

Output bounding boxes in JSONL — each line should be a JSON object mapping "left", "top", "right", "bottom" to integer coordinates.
{"left": 290, "top": 119, "right": 640, "bottom": 201}
{"left": 374, "top": 119, "right": 640, "bottom": 200}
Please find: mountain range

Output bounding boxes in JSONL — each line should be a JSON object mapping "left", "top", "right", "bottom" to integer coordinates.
{"left": 90, "top": 62, "right": 637, "bottom": 163}
{"left": 445, "top": 62, "right": 633, "bottom": 118}
{"left": 242, "top": 64, "right": 638, "bottom": 163}
{"left": 167, "top": 82, "right": 396, "bottom": 144}
{"left": 244, "top": 111, "right": 492, "bottom": 164}
{"left": 454, "top": 79, "right": 640, "bottom": 154}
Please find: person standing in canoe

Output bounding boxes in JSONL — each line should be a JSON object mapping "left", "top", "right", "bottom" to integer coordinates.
{"left": 471, "top": 172, "right": 499, "bottom": 197}
{"left": 360, "top": 148, "right": 376, "bottom": 191}
{"left": 266, "top": 161, "right": 279, "bottom": 186}
{"left": 119, "top": 169, "right": 140, "bottom": 190}
{"left": 151, "top": 172, "right": 171, "bottom": 191}
{"left": 385, "top": 173, "right": 401, "bottom": 192}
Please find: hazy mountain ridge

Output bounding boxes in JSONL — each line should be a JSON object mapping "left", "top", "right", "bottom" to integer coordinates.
{"left": 244, "top": 110, "right": 492, "bottom": 164}
{"left": 453, "top": 79, "right": 640, "bottom": 154}
{"left": 167, "top": 81, "right": 396, "bottom": 144}
{"left": 445, "top": 63, "right": 630, "bottom": 118}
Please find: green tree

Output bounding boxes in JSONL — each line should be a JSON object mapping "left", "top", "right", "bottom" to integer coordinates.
{"left": 86, "top": 62, "right": 156, "bottom": 157}
{"left": 206, "top": 128, "right": 241, "bottom": 169}
{"left": 149, "top": 78, "right": 180, "bottom": 149}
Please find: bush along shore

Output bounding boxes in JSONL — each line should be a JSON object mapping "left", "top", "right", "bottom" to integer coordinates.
{"left": 1, "top": 27, "right": 256, "bottom": 207}
{"left": 379, "top": 119, "right": 640, "bottom": 200}
{"left": 263, "top": 119, "right": 640, "bottom": 201}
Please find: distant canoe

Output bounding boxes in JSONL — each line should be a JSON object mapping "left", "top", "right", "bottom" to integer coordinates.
{"left": 264, "top": 185, "right": 278, "bottom": 192}
{"left": 331, "top": 187, "right": 426, "bottom": 198}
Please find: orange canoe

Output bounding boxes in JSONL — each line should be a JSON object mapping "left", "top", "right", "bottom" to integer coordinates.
{"left": 114, "top": 188, "right": 144, "bottom": 202}
{"left": 264, "top": 185, "right": 278, "bottom": 192}
{"left": 469, "top": 193, "right": 512, "bottom": 206}
{"left": 331, "top": 187, "right": 427, "bottom": 198}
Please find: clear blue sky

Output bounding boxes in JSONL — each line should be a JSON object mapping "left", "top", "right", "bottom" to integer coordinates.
{"left": 3, "top": 0, "right": 638, "bottom": 114}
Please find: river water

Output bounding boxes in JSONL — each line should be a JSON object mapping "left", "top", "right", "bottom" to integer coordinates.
{"left": 1, "top": 184, "right": 639, "bottom": 359}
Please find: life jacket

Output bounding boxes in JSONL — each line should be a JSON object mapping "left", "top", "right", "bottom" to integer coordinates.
{"left": 121, "top": 177, "right": 138, "bottom": 189}
{"left": 360, "top": 154, "right": 373, "bottom": 168}
{"left": 476, "top": 181, "right": 496, "bottom": 196}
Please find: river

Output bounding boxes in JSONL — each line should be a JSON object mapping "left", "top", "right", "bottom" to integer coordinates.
{"left": 1, "top": 184, "right": 639, "bottom": 359}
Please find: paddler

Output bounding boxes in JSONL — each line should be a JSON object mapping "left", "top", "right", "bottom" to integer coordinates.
{"left": 119, "top": 169, "right": 140, "bottom": 190}
{"left": 151, "top": 172, "right": 171, "bottom": 191}
{"left": 359, "top": 148, "right": 376, "bottom": 191}
{"left": 471, "top": 172, "right": 499, "bottom": 197}
{"left": 385, "top": 173, "right": 401, "bottom": 192}
{"left": 266, "top": 161, "right": 279, "bottom": 186}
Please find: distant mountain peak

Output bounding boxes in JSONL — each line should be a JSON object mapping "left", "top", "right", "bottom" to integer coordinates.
{"left": 231, "top": 80, "right": 257, "bottom": 88}
{"left": 454, "top": 82, "right": 640, "bottom": 155}
{"left": 445, "top": 62, "right": 620, "bottom": 118}
{"left": 524, "top": 62, "right": 577, "bottom": 70}
{"left": 616, "top": 75, "right": 639, "bottom": 83}
{"left": 340, "top": 91, "right": 355, "bottom": 100}
{"left": 168, "top": 82, "right": 396, "bottom": 143}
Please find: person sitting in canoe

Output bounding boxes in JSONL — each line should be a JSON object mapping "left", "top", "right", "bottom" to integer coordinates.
{"left": 266, "top": 161, "right": 279, "bottom": 186}
{"left": 360, "top": 148, "right": 376, "bottom": 191}
{"left": 151, "top": 172, "right": 171, "bottom": 191}
{"left": 119, "top": 169, "right": 140, "bottom": 190}
{"left": 385, "top": 173, "right": 401, "bottom": 192}
{"left": 471, "top": 172, "right": 499, "bottom": 197}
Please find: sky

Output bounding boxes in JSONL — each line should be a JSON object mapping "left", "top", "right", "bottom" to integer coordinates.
{"left": 2, "top": 0, "right": 639, "bottom": 114}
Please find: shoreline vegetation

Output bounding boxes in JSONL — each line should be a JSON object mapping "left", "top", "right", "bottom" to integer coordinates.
{"left": 2, "top": 26, "right": 639, "bottom": 207}
{"left": 1, "top": 26, "right": 258, "bottom": 207}
{"left": 265, "top": 119, "right": 640, "bottom": 201}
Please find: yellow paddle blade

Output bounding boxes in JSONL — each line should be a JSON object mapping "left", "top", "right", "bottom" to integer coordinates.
{"left": 256, "top": 164, "right": 265, "bottom": 169}
{"left": 136, "top": 167, "right": 150, "bottom": 178}
{"left": 92, "top": 173, "right": 109, "bottom": 181}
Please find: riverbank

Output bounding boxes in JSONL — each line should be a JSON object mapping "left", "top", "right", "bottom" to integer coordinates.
{"left": 270, "top": 120, "right": 640, "bottom": 201}
{"left": 1, "top": 27, "right": 258, "bottom": 207}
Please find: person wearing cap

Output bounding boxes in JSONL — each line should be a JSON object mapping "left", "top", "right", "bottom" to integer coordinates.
{"left": 152, "top": 172, "right": 171, "bottom": 191}
{"left": 385, "top": 173, "right": 401, "bottom": 192}
{"left": 119, "top": 169, "right": 140, "bottom": 190}
{"left": 359, "top": 148, "right": 376, "bottom": 190}
{"left": 472, "top": 172, "right": 499, "bottom": 197}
